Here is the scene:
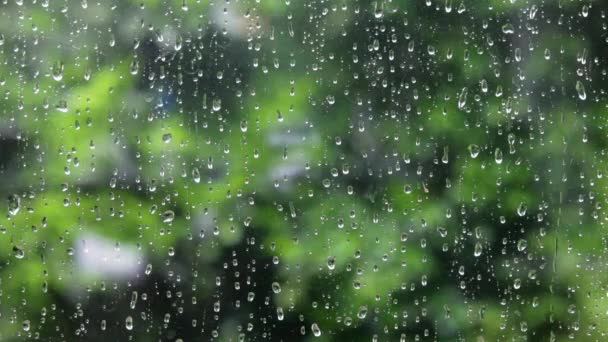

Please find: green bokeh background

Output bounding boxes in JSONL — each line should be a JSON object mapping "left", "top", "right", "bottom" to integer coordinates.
{"left": 0, "top": 0, "right": 607, "bottom": 340}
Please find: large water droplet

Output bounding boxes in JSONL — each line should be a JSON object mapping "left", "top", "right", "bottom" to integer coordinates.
{"left": 125, "top": 316, "right": 133, "bottom": 330}
{"left": 162, "top": 210, "right": 175, "bottom": 223}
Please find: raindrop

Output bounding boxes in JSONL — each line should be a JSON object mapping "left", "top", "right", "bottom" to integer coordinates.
{"left": 514, "top": 278, "right": 522, "bottom": 290}
{"left": 457, "top": 87, "right": 468, "bottom": 109}
{"left": 327, "top": 256, "right": 336, "bottom": 270}
{"left": 212, "top": 98, "right": 222, "bottom": 111}
{"left": 357, "top": 306, "right": 368, "bottom": 319}
{"left": 271, "top": 282, "right": 282, "bottom": 294}
{"left": 575, "top": 80, "right": 586, "bottom": 100}
{"left": 125, "top": 316, "right": 133, "bottom": 331}
{"left": 494, "top": 148, "right": 503, "bottom": 164}
{"left": 529, "top": 5, "right": 538, "bottom": 19}
{"left": 502, "top": 23, "right": 515, "bottom": 34}
{"left": 474, "top": 242, "right": 483, "bottom": 257}
{"left": 468, "top": 144, "right": 480, "bottom": 158}
{"left": 129, "top": 59, "right": 139, "bottom": 75}
{"left": 52, "top": 62, "right": 64, "bottom": 81}
{"left": 192, "top": 167, "right": 201, "bottom": 183}
{"left": 517, "top": 239, "right": 528, "bottom": 252}
{"left": 8, "top": 194, "right": 20, "bottom": 216}
{"left": 517, "top": 202, "right": 528, "bottom": 217}
{"left": 13, "top": 246, "right": 25, "bottom": 259}
{"left": 162, "top": 210, "right": 175, "bottom": 223}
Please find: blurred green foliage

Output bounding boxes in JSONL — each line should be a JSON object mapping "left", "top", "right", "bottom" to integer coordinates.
{"left": 0, "top": 0, "right": 607, "bottom": 340}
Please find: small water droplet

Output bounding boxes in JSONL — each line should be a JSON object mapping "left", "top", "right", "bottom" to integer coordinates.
{"left": 52, "top": 62, "right": 64, "bottom": 81}
{"left": 494, "top": 148, "right": 503, "bottom": 164}
{"left": 8, "top": 194, "right": 20, "bottom": 216}
{"left": 327, "top": 256, "right": 336, "bottom": 270}
{"left": 192, "top": 167, "right": 201, "bottom": 183}
{"left": 357, "top": 306, "right": 368, "bottom": 319}
{"left": 13, "top": 246, "right": 25, "bottom": 259}
{"left": 517, "top": 202, "right": 528, "bottom": 217}
{"left": 474, "top": 242, "right": 483, "bottom": 257}
{"left": 575, "top": 80, "right": 586, "bottom": 100}
{"left": 468, "top": 144, "right": 480, "bottom": 158}
{"left": 458, "top": 87, "right": 468, "bottom": 109}
{"left": 517, "top": 239, "right": 528, "bottom": 252}
{"left": 212, "top": 98, "right": 222, "bottom": 111}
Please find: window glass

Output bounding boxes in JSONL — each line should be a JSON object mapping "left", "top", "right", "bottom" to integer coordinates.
{"left": 0, "top": 0, "right": 605, "bottom": 340}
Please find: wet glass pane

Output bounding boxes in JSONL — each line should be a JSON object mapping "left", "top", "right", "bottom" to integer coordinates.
{"left": 0, "top": 0, "right": 606, "bottom": 340}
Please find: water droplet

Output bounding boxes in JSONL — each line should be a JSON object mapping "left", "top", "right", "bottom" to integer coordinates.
{"left": 514, "top": 278, "right": 521, "bottom": 290}
{"left": 8, "top": 194, "right": 20, "bottom": 216}
{"left": 517, "top": 202, "right": 527, "bottom": 217}
{"left": 474, "top": 242, "right": 483, "bottom": 257}
{"left": 52, "top": 62, "right": 64, "bottom": 81}
{"left": 130, "top": 291, "right": 138, "bottom": 309}
{"left": 56, "top": 100, "right": 69, "bottom": 113}
{"left": 357, "top": 306, "right": 368, "bottom": 319}
{"left": 271, "top": 282, "right": 281, "bottom": 294}
{"left": 517, "top": 239, "right": 528, "bottom": 252}
{"left": 494, "top": 148, "right": 503, "bottom": 164}
{"left": 502, "top": 23, "right": 515, "bottom": 34}
{"left": 373, "top": 2, "right": 384, "bottom": 18}
{"left": 327, "top": 256, "right": 336, "bottom": 270}
{"left": 212, "top": 98, "right": 222, "bottom": 111}
{"left": 441, "top": 146, "right": 449, "bottom": 164}
{"left": 192, "top": 167, "right": 201, "bottom": 183}
{"left": 575, "top": 80, "right": 586, "bottom": 100}
{"left": 125, "top": 316, "right": 133, "bottom": 330}
{"left": 582, "top": 4, "right": 589, "bottom": 18}
{"left": 289, "top": 201, "right": 296, "bottom": 218}
{"left": 162, "top": 210, "right": 175, "bottom": 223}
{"left": 480, "top": 79, "right": 488, "bottom": 93}
{"left": 458, "top": 87, "right": 468, "bottom": 109}
{"left": 129, "top": 59, "right": 139, "bottom": 75}
{"left": 529, "top": 5, "right": 538, "bottom": 19}
{"left": 13, "top": 246, "right": 25, "bottom": 259}
{"left": 468, "top": 144, "right": 480, "bottom": 158}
